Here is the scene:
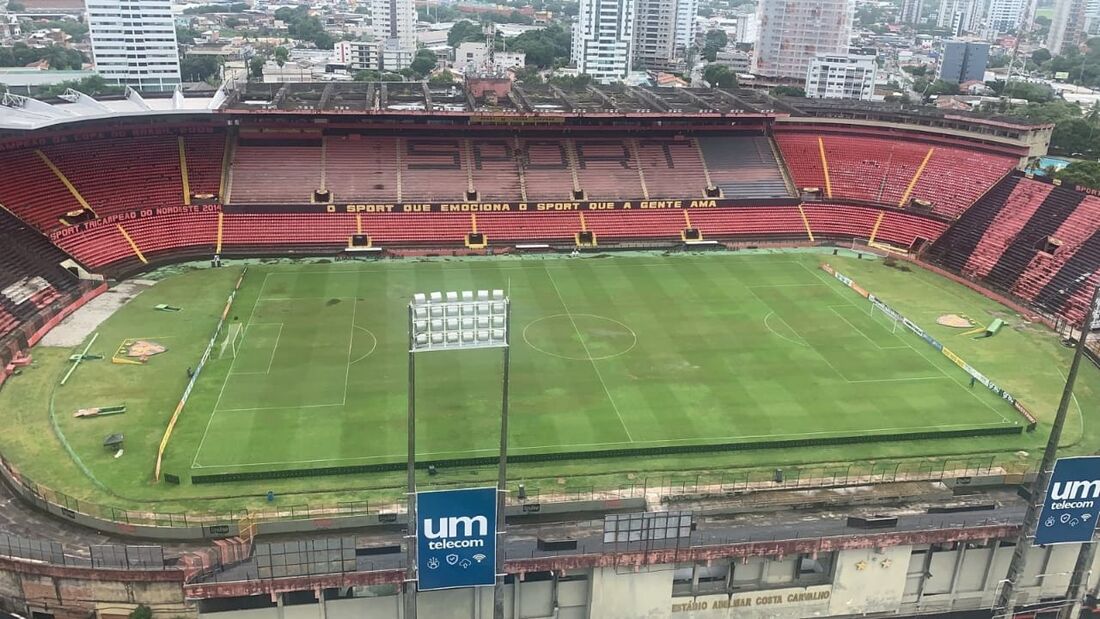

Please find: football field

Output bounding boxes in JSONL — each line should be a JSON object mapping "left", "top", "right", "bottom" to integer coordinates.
{"left": 159, "top": 252, "right": 1019, "bottom": 478}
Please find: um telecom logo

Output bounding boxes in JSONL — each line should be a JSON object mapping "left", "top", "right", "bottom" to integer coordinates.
{"left": 1048, "top": 479, "right": 1100, "bottom": 510}
{"left": 422, "top": 515, "right": 490, "bottom": 550}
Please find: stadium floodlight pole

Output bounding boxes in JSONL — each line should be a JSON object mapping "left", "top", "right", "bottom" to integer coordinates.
{"left": 405, "top": 309, "right": 418, "bottom": 619}
{"left": 408, "top": 290, "right": 511, "bottom": 619}
{"left": 993, "top": 283, "right": 1100, "bottom": 619}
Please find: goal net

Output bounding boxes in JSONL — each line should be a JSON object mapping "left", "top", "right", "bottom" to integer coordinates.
{"left": 220, "top": 323, "right": 243, "bottom": 359}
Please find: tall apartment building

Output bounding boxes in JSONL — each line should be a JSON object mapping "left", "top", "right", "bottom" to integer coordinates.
{"left": 84, "top": 0, "right": 180, "bottom": 92}
{"left": 937, "top": 39, "right": 989, "bottom": 82}
{"left": 573, "top": 0, "right": 637, "bottom": 83}
{"left": 1087, "top": 0, "right": 1100, "bottom": 34}
{"left": 936, "top": 0, "right": 981, "bottom": 35}
{"left": 900, "top": 0, "right": 924, "bottom": 24}
{"left": 1047, "top": 0, "right": 1090, "bottom": 54}
{"left": 752, "top": 0, "right": 854, "bottom": 80}
{"left": 372, "top": 0, "right": 416, "bottom": 69}
{"left": 633, "top": 0, "right": 697, "bottom": 71}
{"left": 984, "top": 0, "right": 1027, "bottom": 37}
{"left": 805, "top": 53, "right": 878, "bottom": 100}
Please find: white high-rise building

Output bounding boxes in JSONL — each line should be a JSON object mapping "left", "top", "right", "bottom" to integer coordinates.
{"left": 85, "top": 0, "right": 180, "bottom": 92}
{"left": 752, "top": 0, "right": 854, "bottom": 80}
{"left": 633, "top": 0, "right": 697, "bottom": 71}
{"left": 984, "top": 0, "right": 1027, "bottom": 37}
{"left": 372, "top": 0, "right": 416, "bottom": 69}
{"left": 1087, "top": 0, "right": 1100, "bottom": 34}
{"left": 805, "top": 53, "right": 878, "bottom": 100}
{"left": 900, "top": 0, "right": 924, "bottom": 24}
{"left": 936, "top": 0, "right": 981, "bottom": 35}
{"left": 573, "top": 0, "right": 637, "bottom": 83}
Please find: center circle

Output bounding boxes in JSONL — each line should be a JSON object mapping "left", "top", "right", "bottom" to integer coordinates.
{"left": 523, "top": 314, "right": 637, "bottom": 361}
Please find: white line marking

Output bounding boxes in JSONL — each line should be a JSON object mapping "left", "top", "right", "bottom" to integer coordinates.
{"left": 192, "top": 272, "right": 270, "bottom": 467}
{"left": 803, "top": 262, "right": 1013, "bottom": 423}
{"left": 214, "top": 402, "right": 345, "bottom": 413}
{"left": 349, "top": 325, "right": 378, "bottom": 365}
{"left": 762, "top": 311, "right": 808, "bottom": 347}
{"left": 829, "top": 307, "right": 908, "bottom": 350}
{"left": 522, "top": 313, "right": 637, "bottom": 361}
{"left": 342, "top": 298, "right": 357, "bottom": 405}
{"left": 544, "top": 266, "right": 635, "bottom": 442}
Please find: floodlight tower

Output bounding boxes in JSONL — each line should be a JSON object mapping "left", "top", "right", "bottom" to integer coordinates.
{"left": 993, "top": 282, "right": 1100, "bottom": 619}
{"left": 406, "top": 289, "right": 512, "bottom": 619}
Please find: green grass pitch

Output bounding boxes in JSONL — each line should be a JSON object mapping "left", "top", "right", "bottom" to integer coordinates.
{"left": 165, "top": 251, "right": 1017, "bottom": 476}
{"left": 15, "top": 248, "right": 1100, "bottom": 511}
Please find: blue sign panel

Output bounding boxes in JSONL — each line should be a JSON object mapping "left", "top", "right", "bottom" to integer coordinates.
{"left": 417, "top": 487, "right": 497, "bottom": 591}
{"left": 1035, "top": 457, "right": 1100, "bottom": 545}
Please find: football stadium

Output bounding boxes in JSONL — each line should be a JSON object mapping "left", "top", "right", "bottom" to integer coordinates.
{"left": 0, "top": 82, "right": 1099, "bottom": 619}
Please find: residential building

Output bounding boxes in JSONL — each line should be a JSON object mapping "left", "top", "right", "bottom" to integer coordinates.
{"left": 936, "top": 0, "right": 981, "bottom": 35}
{"left": 371, "top": 0, "right": 416, "bottom": 69}
{"left": 633, "top": 0, "right": 697, "bottom": 71}
{"left": 573, "top": 0, "right": 637, "bottom": 83}
{"left": 751, "top": 0, "right": 854, "bottom": 80}
{"left": 455, "top": 41, "right": 525, "bottom": 73}
{"left": 900, "top": 0, "right": 924, "bottom": 24}
{"left": 984, "top": 0, "right": 1027, "bottom": 37}
{"left": 334, "top": 40, "right": 381, "bottom": 72}
{"left": 805, "top": 53, "right": 878, "bottom": 100}
{"left": 1087, "top": 0, "right": 1100, "bottom": 34}
{"left": 1047, "top": 0, "right": 1090, "bottom": 54}
{"left": 938, "top": 39, "right": 989, "bottom": 83}
{"left": 715, "top": 48, "right": 752, "bottom": 73}
{"left": 733, "top": 6, "right": 758, "bottom": 44}
{"left": 84, "top": 0, "right": 180, "bottom": 91}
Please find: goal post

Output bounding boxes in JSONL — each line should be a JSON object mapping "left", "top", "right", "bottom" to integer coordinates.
{"left": 220, "top": 322, "right": 242, "bottom": 359}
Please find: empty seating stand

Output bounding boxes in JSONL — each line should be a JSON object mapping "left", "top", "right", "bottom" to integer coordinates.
{"left": 698, "top": 136, "right": 790, "bottom": 199}
{"left": 183, "top": 132, "right": 228, "bottom": 198}
{"left": 0, "top": 206, "right": 85, "bottom": 341}
{"left": 636, "top": 139, "right": 710, "bottom": 199}
{"left": 775, "top": 131, "right": 1016, "bottom": 218}
{"left": 230, "top": 137, "right": 323, "bottom": 204}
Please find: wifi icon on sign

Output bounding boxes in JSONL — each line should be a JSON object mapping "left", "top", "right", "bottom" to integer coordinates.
{"left": 472, "top": 554, "right": 487, "bottom": 563}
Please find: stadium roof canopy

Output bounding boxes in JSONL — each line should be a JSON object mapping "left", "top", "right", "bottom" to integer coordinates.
{"left": 0, "top": 86, "right": 225, "bottom": 131}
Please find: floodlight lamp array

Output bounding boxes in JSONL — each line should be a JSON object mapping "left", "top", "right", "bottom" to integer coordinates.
{"left": 410, "top": 289, "right": 509, "bottom": 352}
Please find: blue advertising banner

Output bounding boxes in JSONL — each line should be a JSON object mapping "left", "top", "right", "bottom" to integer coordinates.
{"left": 417, "top": 487, "right": 497, "bottom": 591}
{"left": 1035, "top": 457, "right": 1100, "bottom": 545}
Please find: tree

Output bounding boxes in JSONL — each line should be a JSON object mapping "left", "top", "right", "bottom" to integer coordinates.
{"left": 129, "top": 605, "right": 152, "bottom": 619}
{"left": 702, "top": 29, "right": 728, "bottom": 62}
{"left": 274, "top": 46, "right": 289, "bottom": 67}
{"left": 429, "top": 69, "right": 458, "bottom": 85}
{"left": 1055, "top": 161, "right": 1100, "bottom": 192}
{"left": 448, "top": 20, "right": 484, "bottom": 47}
{"left": 6, "top": 1, "right": 24, "bottom": 10}
{"left": 353, "top": 69, "right": 382, "bottom": 81}
{"left": 249, "top": 56, "right": 264, "bottom": 78}
{"left": 408, "top": 48, "right": 438, "bottom": 78}
{"left": 770, "top": 85, "right": 806, "bottom": 97}
{"left": 37, "top": 75, "right": 120, "bottom": 97}
{"left": 273, "top": 6, "right": 334, "bottom": 49}
{"left": 703, "top": 63, "right": 737, "bottom": 88}
{"left": 507, "top": 24, "right": 571, "bottom": 68}
{"left": 1031, "top": 48, "right": 1052, "bottom": 65}
{"left": 180, "top": 54, "right": 221, "bottom": 81}
{"left": 43, "top": 19, "right": 88, "bottom": 42}
{"left": 224, "top": 16, "right": 241, "bottom": 28}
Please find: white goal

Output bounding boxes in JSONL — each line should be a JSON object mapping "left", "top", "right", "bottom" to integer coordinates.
{"left": 220, "top": 323, "right": 243, "bottom": 359}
